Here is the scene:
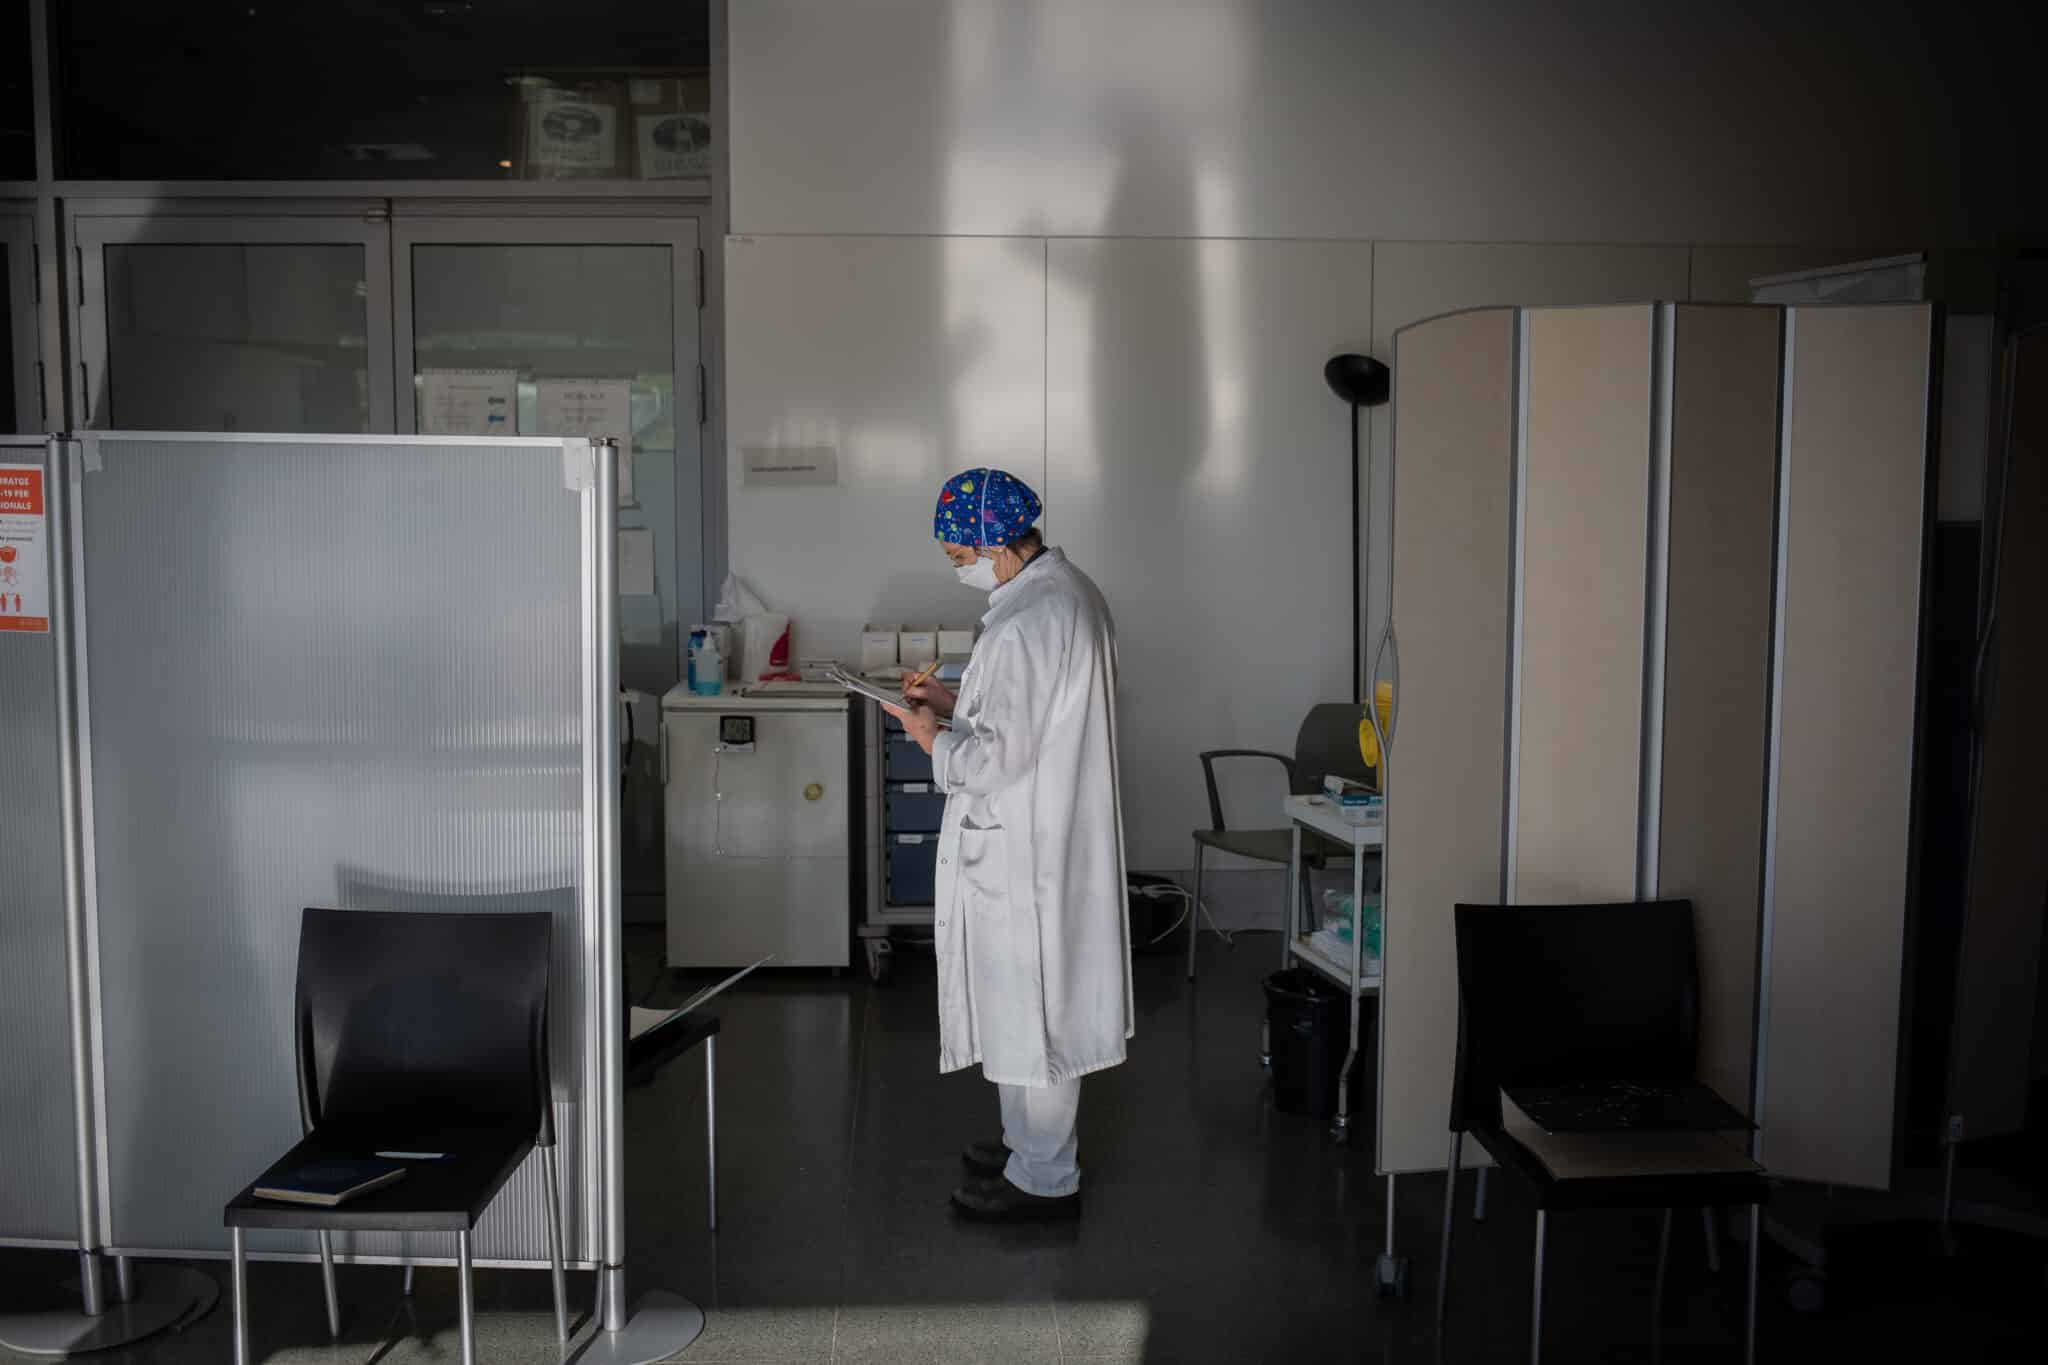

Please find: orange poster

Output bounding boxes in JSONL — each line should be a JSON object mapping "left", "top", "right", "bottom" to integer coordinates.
{"left": 0, "top": 464, "right": 49, "bottom": 634}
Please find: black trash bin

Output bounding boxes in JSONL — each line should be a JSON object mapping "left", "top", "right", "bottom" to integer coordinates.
{"left": 1265, "top": 968, "right": 1356, "bottom": 1118}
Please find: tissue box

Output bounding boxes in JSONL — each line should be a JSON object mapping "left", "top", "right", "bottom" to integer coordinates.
{"left": 898, "top": 626, "right": 939, "bottom": 671}
{"left": 937, "top": 626, "right": 977, "bottom": 658}
{"left": 860, "top": 625, "right": 900, "bottom": 672}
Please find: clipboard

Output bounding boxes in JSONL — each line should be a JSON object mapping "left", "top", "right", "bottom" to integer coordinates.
{"left": 825, "top": 663, "right": 954, "bottom": 729}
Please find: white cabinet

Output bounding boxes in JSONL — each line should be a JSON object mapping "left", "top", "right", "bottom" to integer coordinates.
{"left": 662, "top": 687, "right": 853, "bottom": 968}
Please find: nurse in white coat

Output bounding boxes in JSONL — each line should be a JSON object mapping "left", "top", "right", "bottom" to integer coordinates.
{"left": 887, "top": 467, "right": 1134, "bottom": 1221}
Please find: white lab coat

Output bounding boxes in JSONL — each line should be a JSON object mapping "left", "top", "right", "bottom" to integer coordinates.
{"left": 929, "top": 548, "right": 1134, "bottom": 1087}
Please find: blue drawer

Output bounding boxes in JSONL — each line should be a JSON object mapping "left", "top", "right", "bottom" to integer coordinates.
{"left": 885, "top": 784, "right": 946, "bottom": 832}
{"left": 884, "top": 735, "right": 933, "bottom": 783}
{"left": 886, "top": 835, "right": 939, "bottom": 906}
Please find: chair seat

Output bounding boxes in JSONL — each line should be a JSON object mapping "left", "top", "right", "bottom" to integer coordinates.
{"left": 1469, "top": 1124, "right": 1772, "bottom": 1213}
{"left": 224, "top": 1125, "right": 534, "bottom": 1233}
{"left": 1192, "top": 827, "right": 1357, "bottom": 865}
{"left": 626, "top": 1009, "right": 721, "bottom": 1088}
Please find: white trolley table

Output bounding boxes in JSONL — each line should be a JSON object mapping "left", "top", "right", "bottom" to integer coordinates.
{"left": 1275, "top": 794, "right": 1411, "bottom": 1297}
{"left": 1276, "top": 793, "right": 1384, "bottom": 1125}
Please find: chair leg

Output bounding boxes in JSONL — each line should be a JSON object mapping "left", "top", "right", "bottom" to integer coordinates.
{"left": 1744, "top": 1204, "right": 1761, "bottom": 1365}
{"left": 542, "top": 1143, "right": 569, "bottom": 1346}
{"left": 707, "top": 1034, "right": 720, "bottom": 1232}
{"left": 318, "top": 1229, "right": 341, "bottom": 1338}
{"left": 1652, "top": 1208, "right": 1672, "bottom": 1360}
{"left": 1702, "top": 1205, "right": 1721, "bottom": 1272}
{"left": 1435, "top": 1131, "right": 1462, "bottom": 1326}
{"left": 1531, "top": 1209, "right": 1547, "bottom": 1365}
{"left": 231, "top": 1227, "right": 249, "bottom": 1365}
{"left": 457, "top": 1229, "right": 476, "bottom": 1365}
{"left": 1187, "top": 843, "right": 1205, "bottom": 981}
{"left": 1474, "top": 1165, "right": 1490, "bottom": 1222}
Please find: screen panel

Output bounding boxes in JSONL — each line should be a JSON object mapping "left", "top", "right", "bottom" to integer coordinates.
{"left": 1379, "top": 308, "right": 1515, "bottom": 1174}
{"left": 1511, "top": 305, "right": 1655, "bottom": 904}
{"left": 0, "top": 438, "right": 81, "bottom": 1246}
{"left": 1657, "top": 305, "right": 1783, "bottom": 1117}
{"left": 76, "top": 434, "right": 599, "bottom": 1262}
{"left": 1761, "top": 304, "right": 1933, "bottom": 1189}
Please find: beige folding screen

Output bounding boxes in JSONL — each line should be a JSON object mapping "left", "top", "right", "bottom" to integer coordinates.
{"left": 1653, "top": 307, "right": 1784, "bottom": 1117}
{"left": 1510, "top": 306, "right": 1656, "bottom": 905}
{"left": 1379, "top": 308, "right": 1518, "bottom": 1175}
{"left": 1759, "top": 303, "right": 1936, "bottom": 1189}
{"left": 1382, "top": 301, "right": 1925, "bottom": 1186}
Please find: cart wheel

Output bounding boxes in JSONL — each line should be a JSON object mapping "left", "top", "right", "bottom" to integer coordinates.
{"left": 866, "top": 938, "right": 895, "bottom": 985}
{"left": 1375, "top": 1253, "right": 1410, "bottom": 1300}
{"left": 1786, "top": 1272, "right": 1825, "bottom": 1314}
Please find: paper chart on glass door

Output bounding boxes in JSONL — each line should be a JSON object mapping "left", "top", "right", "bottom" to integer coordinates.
{"left": 0, "top": 464, "right": 48, "bottom": 634}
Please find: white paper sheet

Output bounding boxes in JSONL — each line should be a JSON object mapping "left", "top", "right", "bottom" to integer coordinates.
{"left": 618, "top": 528, "right": 656, "bottom": 596}
{"left": 535, "top": 378, "right": 636, "bottom": 505}
{"left": 418, "top": 369, "right": 517, "bottom": 436}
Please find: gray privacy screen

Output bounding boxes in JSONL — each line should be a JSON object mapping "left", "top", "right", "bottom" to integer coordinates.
{"left": 74, "top": 434, "right": 598, "bottom": 1265}
{"left": 0, "top": 438, "right": 80, "bottom": 1248}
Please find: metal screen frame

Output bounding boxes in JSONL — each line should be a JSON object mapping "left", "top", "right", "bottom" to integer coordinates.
{"left": 62, "top": 430, "right": 619, "bottom": 1270}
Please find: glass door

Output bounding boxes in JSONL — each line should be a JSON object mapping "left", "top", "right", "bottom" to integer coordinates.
{"left": 1, "top": 208, "right": 36, "bottom": 431}
{"left": 69, "top": 208, "right": 395, "bottom": 432}
{"left": 391, "top": 211, "right": 703, "bottom": 694}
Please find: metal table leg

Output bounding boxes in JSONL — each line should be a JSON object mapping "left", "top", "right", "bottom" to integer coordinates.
{"left": 1333, "top": 847, "right": 1365, "bottom": 1133}
{"left": 231, "top": 1228, "right": 249, "bottom": 1365}
{"left": 1376, "top": 1172, "right": 1408, "bottom": 1297}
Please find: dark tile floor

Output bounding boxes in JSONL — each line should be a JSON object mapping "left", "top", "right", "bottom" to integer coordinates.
{"left": 4, "top": 926, "right": 2044, "bottom": 1361}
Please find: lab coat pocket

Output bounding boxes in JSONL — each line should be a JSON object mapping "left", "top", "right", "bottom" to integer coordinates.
{"left": 957, "top": 817, "right": 1008, "bottom": 907}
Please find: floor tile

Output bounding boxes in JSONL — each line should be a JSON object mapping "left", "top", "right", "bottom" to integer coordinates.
{"left": 831, "top": 1304, "right": 1058, "bottom": 1365}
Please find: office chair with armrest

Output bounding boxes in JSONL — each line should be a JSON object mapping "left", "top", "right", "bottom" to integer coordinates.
{"left": 223, "top": 908, "right": 567, "bottom": 1365}
{"left": 1435, "top": 899, "right": 1767, "bottom": 1364}
{"left": 1188, "top": 703, "right": 1380, "bottom": 981}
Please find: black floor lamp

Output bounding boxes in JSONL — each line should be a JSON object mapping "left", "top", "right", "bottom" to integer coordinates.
{"left": 1324, "top": 354, "right": 1391, "bottom": 702}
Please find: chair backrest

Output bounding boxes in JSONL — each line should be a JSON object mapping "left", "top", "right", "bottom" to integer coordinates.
{"left": 294, "top": 907, "right": 554, "bottom": 1144}
{"left": 1448, "top": 899, "right": 1699, "bottom": 1131}
{"left": 1293, "top": 702, "right": 1374, "bottom": 794}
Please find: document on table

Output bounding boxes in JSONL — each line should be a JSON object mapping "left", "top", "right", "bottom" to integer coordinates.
{"left": 630, "top": 954, "right": 774, "bottom": 1040}
{"left": 418, "top": 369, "right": 517, "bottom": 436}
{"left": 535, "top": 378, "right": 635, "bottom": 505}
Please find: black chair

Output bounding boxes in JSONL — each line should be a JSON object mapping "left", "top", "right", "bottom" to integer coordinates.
{"left": 224, "top": 908, "right": 567, "bottom": 1365}
{"left": 1187, "top": 702, "right": 1379, "bottom": 980}
{"left": 1435, "top": 899, "right": 1767, "bottom": 1363}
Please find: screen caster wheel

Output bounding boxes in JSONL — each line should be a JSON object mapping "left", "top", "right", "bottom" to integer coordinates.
{"left": 865, "top": 938, "right": 895, "bottom": 985}
{"left": 1375, "top": 1253, "right": 1410, "bottom": 1299}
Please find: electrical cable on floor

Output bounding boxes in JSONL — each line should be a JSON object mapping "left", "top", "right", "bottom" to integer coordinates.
{"left": 1135, "top": 881, "right": 1231, "bottom": 947}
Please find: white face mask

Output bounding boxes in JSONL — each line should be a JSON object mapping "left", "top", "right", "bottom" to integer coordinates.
{"left": 954, "top": 555, "right": 1000, "bottom": 592}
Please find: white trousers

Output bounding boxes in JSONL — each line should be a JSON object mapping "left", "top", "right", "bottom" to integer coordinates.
{"left": 997, "top": 1079, "right": 1082, "bottom": 1197}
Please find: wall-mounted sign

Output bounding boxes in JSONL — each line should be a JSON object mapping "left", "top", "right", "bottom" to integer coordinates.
{"left": 0, "top": 464, "right": 49, "bottom": 634}
{"left": 742, "top": 446, "right": 839, "bottom": 487}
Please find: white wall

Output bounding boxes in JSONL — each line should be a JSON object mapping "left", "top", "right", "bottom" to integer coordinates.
{"left": 723, "top": 0, "right": 2037, "bottom": 893}
{"left": 731, "top": 0, "right": 2041, "bottom": 244}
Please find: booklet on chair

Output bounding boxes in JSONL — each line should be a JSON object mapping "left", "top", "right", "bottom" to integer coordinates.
{"left": 254, "top": 1156, "right": 407, "bottom": 1207}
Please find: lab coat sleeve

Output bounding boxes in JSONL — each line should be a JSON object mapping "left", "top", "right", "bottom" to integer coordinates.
{"left": 931, "top": 625, "right": 1057, "bottom": 798}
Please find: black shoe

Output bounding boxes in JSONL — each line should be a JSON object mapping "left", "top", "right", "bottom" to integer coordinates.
{"left": 961, "top": 1139, "right": 1011, "bottom": 1177}
{"left": 950, "top": 1175, "right": 1081, "bottom": 1222}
